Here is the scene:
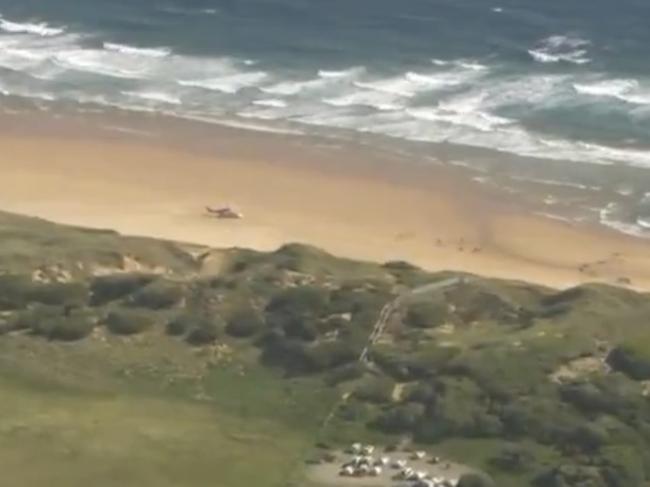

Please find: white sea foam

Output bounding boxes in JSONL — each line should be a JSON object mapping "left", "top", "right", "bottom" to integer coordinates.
{"left": 159, "top": 5, "right": 218, "bottom": 16}
{"left": 509, "top": 175, "right": 600, "bottom": 191}
{"left": 261, "top": 78, "right": 327, "bottom": 95}
{"left": 53, "top": 49, "right": 151, "bottom": 79}
{"left": 573, "top": 78, "right": 650, "bottom": 105}
{"left": 252, "top": 98, "right": 287, "bottom": 108}
{"left": 354, "top": 67, "right": 479, "bottom": 99}
{"left": 536, "top": 212, "right": 574, "bottom": 224}
{"left": 354, "top": 79, "right": 417, "bottom": 98}
{"left": 430, "top": 59, "right": 487, "bottom": 70}
{"left": 529, "top": 35, "right": 591, "bottom": 65}
{"left": 104, "top": 42, "right": 171, "bottom": 58}
{"left": 0, "top": 17, "right": 64, "bottom": 37}
{"left": 123, "top": 90, "right": 181, "bottom": 105}
{"left": 407, "top": 106, "right": 512, "bottom": 132}
{"left": 323, "top": 90, "right": 403, "bottom": 111}
{"left": 599, "top": 202, "right": 649, "bottom": 237}
{"left": 178, "top": 72, "right": 268, "bottom": 93}
{"left": 455, "top": 61, "right": 488, "bottom": 71}
{"left": 528, "top": 49, "right": 590, "bottom": 64}
{"left": 574, "top": 79, "right": 638, "bottom": 97}
{"left": 317, "top": 67, "right": 362, "bottom": 79}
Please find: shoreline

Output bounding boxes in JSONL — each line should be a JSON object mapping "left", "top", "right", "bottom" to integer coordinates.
{"left": 1, "top": 112, "right": 650, "bottom": 290}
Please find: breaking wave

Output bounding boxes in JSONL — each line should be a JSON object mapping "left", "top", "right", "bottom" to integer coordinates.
{"left": 0, "top": 17, "right": 65, "bottom": 37}
{"left": 573, "top": 78, "right": 650, "bottom": 105}
{"left": 103, "top": 42, "right": 171, "bottom": 58}
{"left": 528, "top": 35, "right": 591, "bottom": 65}
{"left": 178, "top": 72, "right": 268, "bottom": 94}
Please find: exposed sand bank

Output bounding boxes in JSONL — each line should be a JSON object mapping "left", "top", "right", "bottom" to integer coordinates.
{"left": 1, "top": 130, "right": 650, "bottom": 290}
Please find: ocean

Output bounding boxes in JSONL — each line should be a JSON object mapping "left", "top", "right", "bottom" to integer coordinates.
{"left": 1, "top": 0, "right": 650, "bottom": 233}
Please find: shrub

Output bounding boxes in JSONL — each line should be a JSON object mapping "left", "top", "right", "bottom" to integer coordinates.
{"left": 329, "top": 287, "right": 386, "bottom": 315}
{"left": 0, "top": 276, "right": 86, "bottom": 310}
{"left": 47, "top": 314, "right": 95, "bottom": 341}
{"left": 282, "top": 318, "right": 319, "bottom": 341}
{"left": 541, "top": 287, "right": 585, "bottom": 307}
{"left": 383, "top": 261, "right": 419, "bottom": 271}
{"left": 16, "top": 306, "right": 95, "bottom": 341}
{"left": 226, "top": 307, "right": 265, "bottom": 338}
{"left": 302, "top": 341, "right": 359, "bottom": 372}
{"left": 29, "top": 282, "right": 88, "bottom": 307}
{"left": 266, "top": 286, "right": 330, "bottom": 317}
{"left": 90, "top": 273, "right": 157, "bottom": 305}
{"left": 489, "top": 444, "right": 536, "bottom": 473}
{"left": 266, "top": 286, "right": 330, "bottom": 341}
{"left": 166, "top": 313, "right": 194, "bottom": 336}
{"left": 324, "top": 363, "right": 365, "bottom": 385}
{"left": 127, "top": 281, "right": 184, "bottom": 309}
{"left": 104, "top": 308, "right": 155, "bottom": 335}
{"left": 375, "top": 402, "right": 425, "bottom": 433}
{"left": 0, "top": 274, "right": 33, "bottom": 310}
{"left": 599, "top": 445, "right": 646, "bottom": 487}
{"left": 373, "top": 346, "right": 459, "bottom": 381}
{"left": 260, "top": 334, "right": 358, "bottom": 374}
{"left": 532, "top": 465, "right": 605, "bottom": 487}
{"left": 13, "top": 305, "right": 61, "bottom": 335}
{"left": 607, "top": 344, "right": 650, "bottom": 380}
{"left": 353, "top": 377, "right": 394, "bottom": 404}
{"left": 405, "top": 299, "right": 447, "bottom": 328}
{"left": 185, "top": 316, "right": 223, "bottom": 346}
{"left": 457, "top": 473, "right": 495, "bottom": 487}
{"left": 569, "top": 424, "right": 609, "bottom": 453}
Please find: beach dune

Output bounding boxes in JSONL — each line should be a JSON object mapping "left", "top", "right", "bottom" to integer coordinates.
{"left": 1, "top": 131, "right": 650, "bottom": 290}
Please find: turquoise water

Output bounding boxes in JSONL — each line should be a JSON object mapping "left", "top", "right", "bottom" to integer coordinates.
{"left": 1, "top": 0, "right": 650, "bottom": 232}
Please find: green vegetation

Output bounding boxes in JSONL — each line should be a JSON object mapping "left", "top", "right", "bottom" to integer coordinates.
{"left": 104, "top": 308, "right": 156, "bottom": 335}
{"left": 2, "top": 211, "right": 650, "bottom": 487}
{"left": 405, "top": 298, "right": 448, "bottom": 328}
{"left": 226, "top": 307, "right": 265, "bottom": 338}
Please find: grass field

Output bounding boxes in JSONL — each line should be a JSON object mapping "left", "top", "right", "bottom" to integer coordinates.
{"left": 0, "top": 331, "right": 337, "bottom": 487}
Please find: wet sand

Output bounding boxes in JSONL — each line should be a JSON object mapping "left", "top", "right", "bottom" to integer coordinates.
{"left": 1, "top": 120, "right": 650, "bottom": 290}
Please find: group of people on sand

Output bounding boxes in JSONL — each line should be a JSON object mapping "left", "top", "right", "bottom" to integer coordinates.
{"left": 435, "top": 238, "right": 482, "bottom": 254}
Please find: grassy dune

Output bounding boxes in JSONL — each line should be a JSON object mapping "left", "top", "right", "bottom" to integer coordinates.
{"left": 2, "top": 211, "right": 650, "bottom": 487}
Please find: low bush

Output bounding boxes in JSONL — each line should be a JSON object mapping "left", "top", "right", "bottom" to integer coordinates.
{"left": 166, "top": 313, "right": 194, "bottom": 336}
{"left": 302, "top": 341, "right": 359, "bottom": 372}
{"left": 405, "top": 299, "right": 447, "bottom": 328}
{"left": 104, "top": 308, "right": 155, "bottom": 335}
{"left": 29, "top": 282, "right": 88, "bottom": 307}
{"left": 90, "top": 273, "right": 157, "bottom": 305}
{"left": 15, "top": 305, "right": 95, "bottom": 341}
{"left": 607, "top": 344, "right": 650, "bottom": 380}
{"left": 47, "top": 314, "right": 95, "bottom": 341}
{"left": 185, "top": 316, "right": 224, "bottom": 346}
{"left": 353, "top": 376, "right": 395, "bottom": 404}
{"left": 0, "top": 276, "right": 87, "bottom": 309}
{"left": 375, "top": 402, "right": 425, "bottom": 433}
{"left": 0, "top": 274, "right": 33, "bottom": 310}
{"left": 266, "top": 286, "right": 330, "bottom": 317}
{"left": 383, "top": 260, "right": 419, "bottom": 271}
{"left": 127, "top": 280, "right": 184, "bottom": 309}
{"left": 226, "top": 307, "right": 265, "bottom": 338}
{"left": 457, "top": 473, "right": 495, "bottom": 487}
{"left": 489, "top": 444, "right": 537, "bottom": 473}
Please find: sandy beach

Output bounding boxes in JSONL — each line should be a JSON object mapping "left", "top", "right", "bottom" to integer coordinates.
{"left": 1, "top": 120, "right": 650, "bottom": 291}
